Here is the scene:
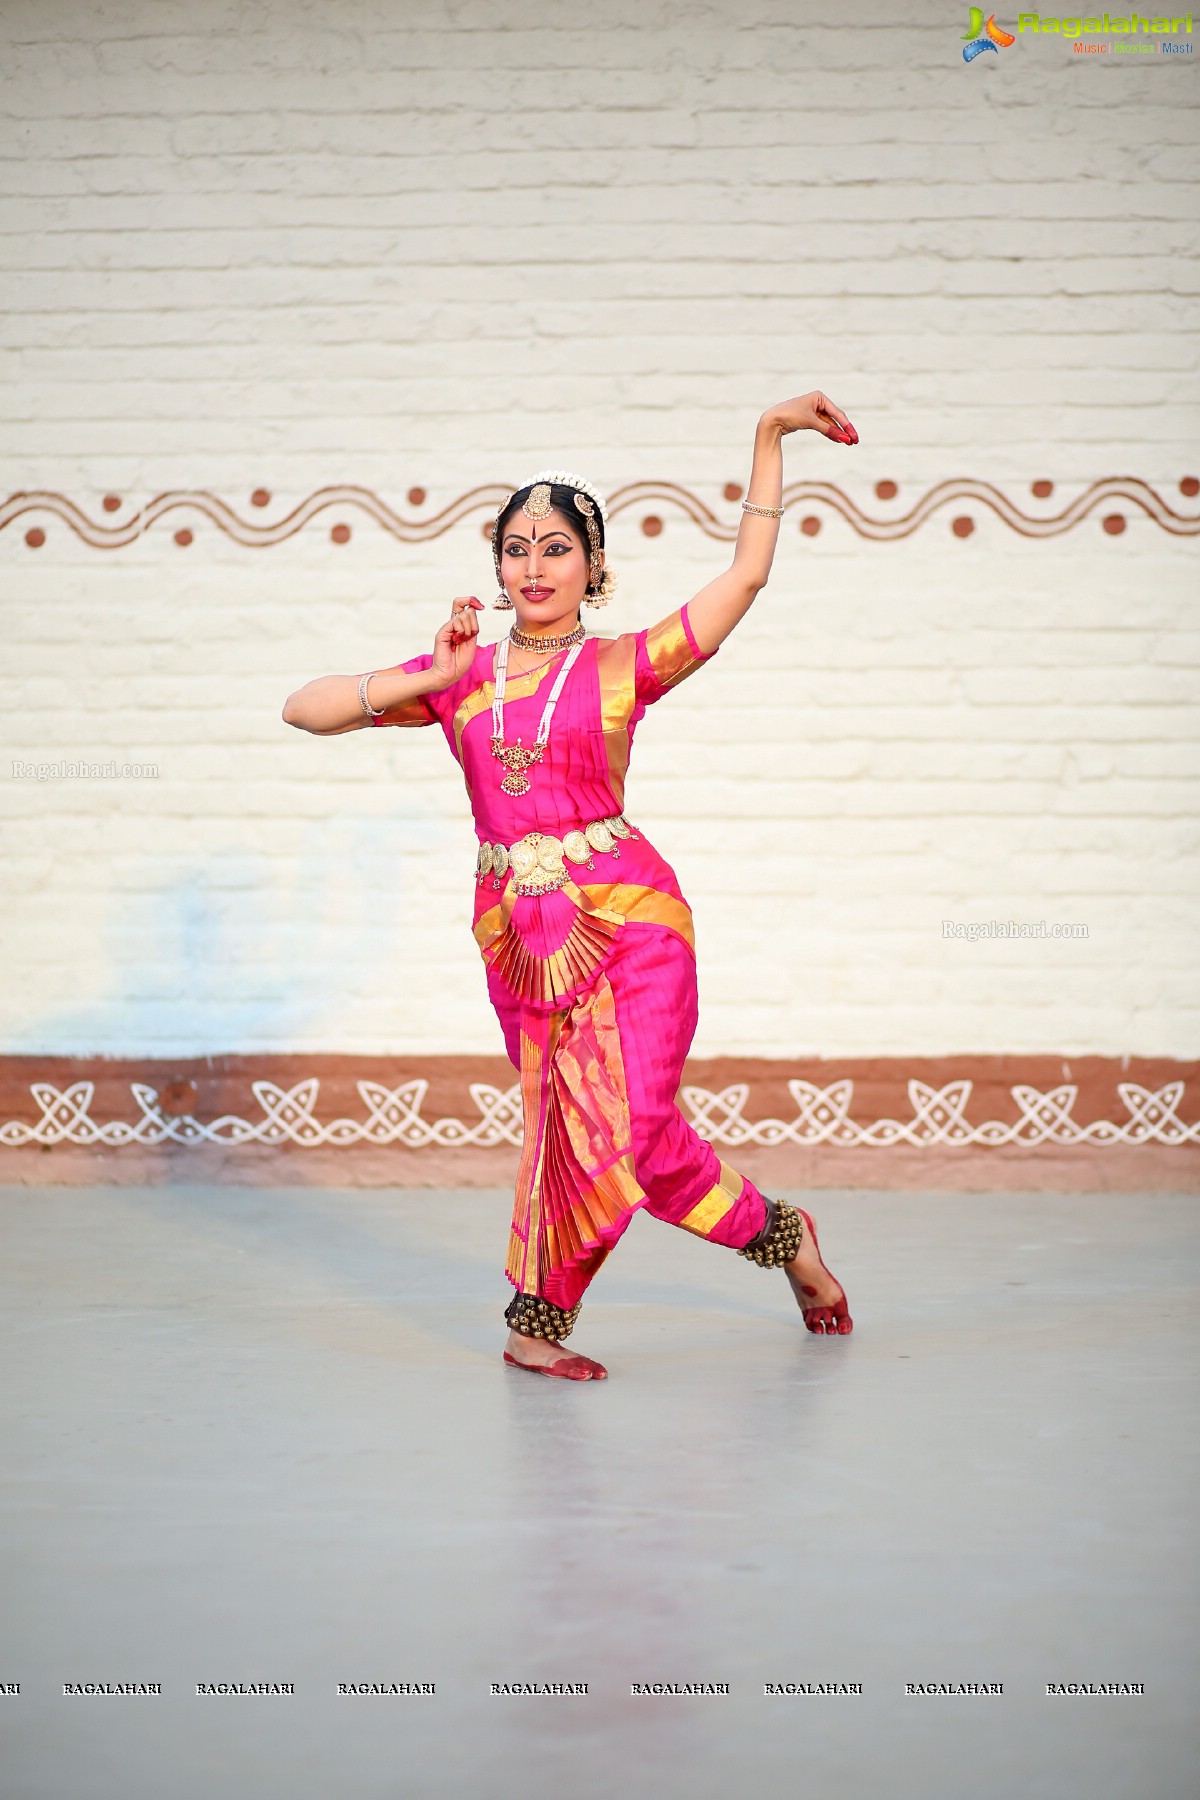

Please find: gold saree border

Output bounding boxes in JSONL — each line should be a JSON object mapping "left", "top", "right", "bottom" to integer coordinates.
{"left": 506, "top": 971, "right": 649, "bottom": 1304}
{"left": 594, "top": 634, "right": 636, "bottom": 810}
{"left": 576, "top": 882, "right": 696, "bottom": 954}
{"left": 510, "top": 1012, "right": 569, "bottom": 1294}
{"left": 451, "top": 656, "right": 557, "bottom": 763}
{"left": 509, "top": 1020, "right": 546, "bottom": 1292}
{"left": 644, "top": 607, "right": 706, "bottom": 693}
{"left": 544, "top": 971, "right": 646, "bottom": 1277}
{"left": 371, "top": 670, "right": 437, "bottom": 729}
{"left": 677, "top": 1158, "right": 746, "bottom": 1238}
{"left": 448, "top": 614, "right": 704, "bottom": 772}
{"left": 474, "top": 880, "right": 696, "bottom": 962}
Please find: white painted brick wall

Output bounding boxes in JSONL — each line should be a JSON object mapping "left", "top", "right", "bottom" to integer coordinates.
{"left": 2, "top": 0, "right": 1197, "bottom": 1056}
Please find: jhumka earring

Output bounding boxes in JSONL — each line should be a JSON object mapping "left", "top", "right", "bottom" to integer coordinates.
{"left": 490, "top": 491, "right": 516, "bottom": 607}
{"left": 585, "top": 564, "right": 618, "bottom": 608}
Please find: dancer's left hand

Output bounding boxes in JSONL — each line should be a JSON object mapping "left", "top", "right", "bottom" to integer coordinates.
{"left": 763, "top": 391, "right": 858, "bottom": 444}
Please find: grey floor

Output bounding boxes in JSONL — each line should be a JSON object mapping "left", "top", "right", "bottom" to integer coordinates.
{"left": 0, "top": 1182, "right": 1196, "bottom": 1800}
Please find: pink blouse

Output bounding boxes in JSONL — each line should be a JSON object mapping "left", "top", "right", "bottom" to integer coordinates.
{"left": 371, "top": 601, "right": 718, "bottom": 1008}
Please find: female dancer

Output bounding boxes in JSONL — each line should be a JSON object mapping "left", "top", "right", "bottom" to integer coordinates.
{"left": 284, "top": 391, "right": 858, "bottom": 1380}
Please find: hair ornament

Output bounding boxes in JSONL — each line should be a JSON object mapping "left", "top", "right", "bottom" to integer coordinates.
{"left": 522, "top": 482, "right": 553, "bottom": 520}
{"left": 521, "top": 468, "right": 609, "bottom": 527}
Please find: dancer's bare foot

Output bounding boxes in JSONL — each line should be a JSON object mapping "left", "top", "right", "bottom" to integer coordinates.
{"left": 783, "top": 1208, "right": 853, "bottom": 1335}
{"left": 503, "top": 1328, "right": 608, "bottom": 1379}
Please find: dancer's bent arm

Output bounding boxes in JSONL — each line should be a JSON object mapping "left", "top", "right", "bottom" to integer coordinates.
{"left": 282, "top": 666, "right": 441, "bottom": 735}
{"left": 684, "top": 391, "right": 859, "bottom": 658}
{"left": 281, "top": 595, "right": 484, "bottom": 734}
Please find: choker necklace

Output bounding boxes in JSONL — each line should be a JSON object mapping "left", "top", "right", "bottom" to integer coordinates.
{"left": 491, "top": 633, "right": 587, "bottom": 796}
{"left": 508, "top": 620, "right": 586, "bottom": 654}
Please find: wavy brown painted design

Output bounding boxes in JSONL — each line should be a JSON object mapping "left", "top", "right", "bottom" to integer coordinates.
{"left": 3, "top": 477, "right": 1198, "bottom": 548}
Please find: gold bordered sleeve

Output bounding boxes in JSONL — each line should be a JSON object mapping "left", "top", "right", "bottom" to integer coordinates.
{"left": 634, "top": 600, "right": 719, "bottom": 706}
{"left": 369, "top": 652, "right": 444, "bottom": 728}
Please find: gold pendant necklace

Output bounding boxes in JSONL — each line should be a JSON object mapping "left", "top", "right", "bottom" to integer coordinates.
{"left": 490, "top": 634, "right": 587, "bottom": 797}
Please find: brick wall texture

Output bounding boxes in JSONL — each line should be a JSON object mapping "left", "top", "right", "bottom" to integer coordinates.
{"left": 3, "top": 0, "right": 1197, "bottom": 1058}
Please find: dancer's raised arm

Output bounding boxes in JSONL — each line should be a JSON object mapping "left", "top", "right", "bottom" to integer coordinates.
{"left": 683, "top": 392, "right": 858, "bottom": 658}
{"left": 281, "top": 595, "right": 485, "bottom": 734}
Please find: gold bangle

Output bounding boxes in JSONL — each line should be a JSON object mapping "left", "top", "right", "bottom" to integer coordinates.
{"left": 741, "top": 500, "right": 785, "bottom": 518}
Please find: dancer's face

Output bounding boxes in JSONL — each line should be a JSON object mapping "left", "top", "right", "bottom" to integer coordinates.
{"left": 499, "top": 507, "right": 600, "bottom": 636}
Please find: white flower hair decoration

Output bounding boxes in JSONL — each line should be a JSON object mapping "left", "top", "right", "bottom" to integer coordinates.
{"left": 519, "top": 468, "right": 609, "bottom": 527}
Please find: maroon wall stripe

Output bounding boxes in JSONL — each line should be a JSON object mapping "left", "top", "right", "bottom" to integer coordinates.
{"left": 2, "top": 1054, "right": 1196, "bottom": 1192}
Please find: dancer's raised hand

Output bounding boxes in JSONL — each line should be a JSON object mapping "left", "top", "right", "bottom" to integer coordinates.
{"left": 430, "top": 595, "right": 484, "bottom": 688}
{"left": 764, "top": 391, "right": 858, "bottom": 445}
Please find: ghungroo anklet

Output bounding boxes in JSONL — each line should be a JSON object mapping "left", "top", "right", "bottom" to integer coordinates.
{"left": 504, "top": 1292, "right": 583, "bottom": 1341}
{"left": 737, "top": 1197, "right": 804, "bottom": 1269}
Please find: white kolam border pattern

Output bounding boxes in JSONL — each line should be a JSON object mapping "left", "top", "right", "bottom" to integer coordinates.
{"left": 1, "top": 1077, "right": 1197, "bottom": 1150}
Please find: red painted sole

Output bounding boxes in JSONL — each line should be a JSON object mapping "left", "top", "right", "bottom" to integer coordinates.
{"left": 503, "top": 1349, "right": 608, "bottom": 1380}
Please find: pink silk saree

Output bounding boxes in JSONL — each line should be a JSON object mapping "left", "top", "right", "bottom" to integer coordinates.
{"left": 372, "top": 600, "right": 769, "bottom": 1311}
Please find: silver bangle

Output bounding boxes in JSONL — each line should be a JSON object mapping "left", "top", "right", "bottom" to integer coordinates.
{"left": 358, "top": 672, "right": 385, "bottom": 717}
{"left": 741, "top": 500, "right": 785, "bottom": 518}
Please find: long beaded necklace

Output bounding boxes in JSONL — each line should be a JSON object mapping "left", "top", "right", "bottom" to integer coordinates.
{"left": 490, "top": 627, "right": 586, "bottom": 797}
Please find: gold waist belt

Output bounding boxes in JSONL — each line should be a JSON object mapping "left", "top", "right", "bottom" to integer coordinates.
{"left": 475, "top": 814, "right": 637, "bottom": 896}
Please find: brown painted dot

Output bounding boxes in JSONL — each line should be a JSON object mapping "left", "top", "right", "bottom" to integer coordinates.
{"left": 173, "top": 528, "right": 193, "bottom": 547}
{"left": 800, "top": 515, "right": 821, "bottom": 537}
{"left": 951, "top": 516, "right": 974, "bottom": 538}
{"left": 641, "top": 514, "right": 663, "bottom": 538}
{"left": 1102, "top": 513, "right": 1126, "bottom": 535}
{"left": 159, "top": 1079, "right": 197, "bottom": 1117}
{"left": 1180, "top": 476, "right": 1199, "bottom": 498}
{"left": 407, "top": 486, "right": 426, "bottom": 506}
{"left": 481, "top": 519, "right": 495, "bottom": 540}
{"left": 1031, "top": 480, "right": 1054, "bottom": 499}
{"left": 723, "top": 482, "right": 743, "bottom": 502}
{"left": 251, "top": 488, "right": 271, "bottom": 508}
{"left": 875, "top": 480, "right": 898, "bottom": 501}
{"left": 102, "top": 494, "right": 122, "bottom": 513}
{"left": 24, "top": 527, "right": 45, "bottom": 548}
{"left": 331, "top": 523, "right": 351, "bottom": 544}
